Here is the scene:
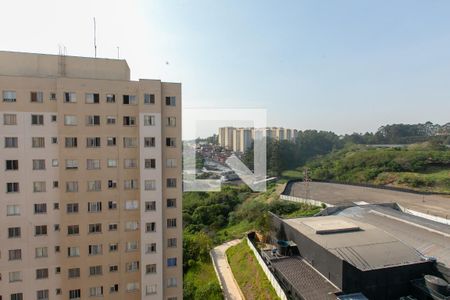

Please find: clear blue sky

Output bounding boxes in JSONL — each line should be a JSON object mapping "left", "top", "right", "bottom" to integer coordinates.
{"left": 2, "top": 0, "right": 450, "bottom": 135}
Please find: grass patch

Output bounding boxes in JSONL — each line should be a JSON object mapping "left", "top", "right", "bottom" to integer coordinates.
{"left": 281, "top": 169, "right": 303, "bottom": 181}
{"left": 226, "top": 240, "right": 280, "bottom": 300}
{"left": 184, "top": 261, "right": 223, "bottom": 300}
{"left": 215, "top": 220, "right": 255, "bottom": 244}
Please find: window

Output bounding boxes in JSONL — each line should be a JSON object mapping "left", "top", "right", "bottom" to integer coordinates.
{"left": 86, "top": 115, "right": 100, "bottom": 125}
{"left": 123, "top": 137, "right": 137, "bottom": 148}
{"left": 167, "top": 218, "right": 177, "bottom": 228}
{"left": 107, "top": 137, "right": 116, "bottom": 146}
{"left": 86, "top": 159, "right": 100, "bottom": 170}
{"left": 167, "top": 277, "right": 178, "bottom": 288}
{"left": 8, "top": 227, "right": 21, "bottom": 238}
{"left": 108, "top": 200, "right": 117, "bottom": 210}
{"left": 88, "top": 244, "right": 103, "bottom": 255}
{"left": 110, "top": 284, "right": 119, "bottom": 293}
{"left": 166, "top": 137, "right": 176, "bottom": 147}
{"left": 9, "top": 249, "right": 22, "bottom": 260}
{"left": 34, "top": 203, "right": 47, "bottom": 214}
{"left": 32, "top": 137, "right": 45, "bottom": 148}
{"left": 35, "top": 225, "right": 47, "bottom": 236}
{"left": 144, "top": 93, "right": 155, "bottom": 104}
{"left": 35, "top": 247, "right": 48, "bottom": 258}
{"left": 88, "top": 223, "right": 102, "bottom": 234}
{"left": 166, "top": 117, "right": 176, "bottom": 127}
{"left": 3, "top": 90, "right": 16, "bottom": 102}
{"left": 126, "top": 261, "right": 139, "bottom": 272}
{"left": 3, "top": 113, "right": 17, "bottom": 125}
{"left": 11, "top": 293, "right": 24, "bottom": 300}
{"left": 126, "top": 241, "right": 138, "bottom": 252}
{"left": 167, "top": 198, "right": 177, "bottom": 208}
{"left": 31, "top": 114, "right": 44, "bottom": 125}
{"left": 145, "top": 201, "right": 156, "bottom": 211}
{"left": 167, "top": 257, "right": 177, "bottom": 267}
{"left": 51, "top": 114, "right": 57, "bottom": 122}
{"left": 145, "top": 243, "right": 157, "bottom": 253}
{"left": 5, "top": 137, "right": 18, "bottom": 148}
{"left": 66, "top": 181, "right": 79, "bottom": 192}
{"left": 88, "top": 201, "right": 102, "bottom": 212}
{"left": 146, "top": 264, "right": 156, "bottom": 274}
{"left": 6, "top": 160, "right": 18, "bottom": 170}
{"left": 144, "top": 137, "right": 155, "bottom": 147}
{"left": 50, "top": 92, "right": 57, "bottom": 100}
{"left": 106, "top": 115, "right": 116, "bottom": 124}
{"left": 145, "top": 158, "right": 156, "bottom": 169}
{"left": 107, "top": 159, "right": 118, "bottom": 168}
{"left": 146, "top": 222, "right": 156, "bottom": 232}
{"left": 68, "top": 268, "right": 80, "bottom": 278}
{"left": 86, "top": 137, "right": 101, "bottom": 148}
{"left": 123, "top": 116, "right": 137, "bottom": 126}
{"left": 36, "top": 268, "right": 49, "bottom": 279}
{"left": 143, "top": 115, "right": 155, "bottom": 126}
{"left": 9, "top": 271, "right": 22, "bottom": 282}
{"left": 109, "top": 242, "right": 118, "bottom": 251}
{"left": 65, "top": 159, "right": 78, "bottom": 170}
{"left": 108, "top": 180, "right": 117, "bottom": 189}
{"left": 167, "top": 238, "right": 177, "bottom": 248}
{"left": 67, "top": 225, "right": 79, "bottom": 235}
{"left": 89, "top": 286, "right": 103, "bottom": 297}
{"left": 167, "top": 178, "right": 177, "bottom": 188}
{"left": 125, "top": 221, "right": 138, "bottom": 231}
{"left": 33, "top": 159, "right": 46, "bottom": 170}
{"left": 124, "top": 179, "right": 138, "bottom": 190}
{"left": 123, "top": 95, "right": 137, "bottom": 105}
{"left": 31, "top": 91, "right": 44, "bottom": 103}
{"left": 108, "top": 224, "right": 118, "bottom": 231}
{"left": 64, "top": 115, "right": 77, "bottom": 125}
{"left": 106, "top": 94, "right": 115, "bottom": 103}
{"left": 109, "top": 265, "right": 119, "bottom": 272}
{"left": 7, "top": 182, "right": 19, "bottom": 193}
{"left": 87, "top": 180, "right": 101, "bottom": 191}
{"left": 85, "top": 93, "right": 100, "bottom": 104}
{"left": 69, "top": 289, "right": 81, "bottom": 299}
{"left": 36, "top": 290, "right": 49, "bottom": 300}
{"left": 125, "top": 200, "right": 139, "bottom": 210}
{"left": 66, "top": 203, "right": 79, "bottom": 213}
{"left": 166, "top": 159, "right": 177, "bottom": 168}
{"left": 144, "top": 180, "right": 156, "bottom": 191}
{"left": 89, "top": 265, "right": 103, "bottom": 276}
{"left": 64, "top": 92, "right": 76, "bottom": 103}
{"left": 51, "top": 137, "right": 58, "bottom": 144}
{"left": 124, "top": 159, "right": 137, "bottom": 169}
{"left": 145, "top": 284, "right": 156, "bottom": 295}
{"left": 52, "top": 159, "right": 59, "bottom": 167}
{"left": 33, "top": 181, "right": 46, "bottom": 192}
{"left": 165, "top": 96, "right": 176, "bottom": 106}
{"left": 127, "top": 282, "right": 139, "bottom": 292}
{"left": 65, "top": 137, "right": 77, "bottom": 148}
{"left": 7, "top": 204, "right": 20, "bottom": 216}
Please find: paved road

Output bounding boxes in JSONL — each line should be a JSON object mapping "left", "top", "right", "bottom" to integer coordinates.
{"left": 210, "top": 239, "right": 245, "bottom": 300}
{"left": 286, "top": 182, "right": 450, "bottom": 219}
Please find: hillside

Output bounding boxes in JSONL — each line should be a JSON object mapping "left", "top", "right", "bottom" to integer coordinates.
{"left": 292, "top": 143, "right": 450, "bottom": 193}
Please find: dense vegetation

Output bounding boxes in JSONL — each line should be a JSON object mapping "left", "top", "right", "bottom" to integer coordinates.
{"left": 299, "top": 144, "right": 450, "bottom": 193}
{"left": 183, "top": 185, "right": 320, "bottom": 299}
{"left": 226, "top": 240, "right": 280, "bottom": 300}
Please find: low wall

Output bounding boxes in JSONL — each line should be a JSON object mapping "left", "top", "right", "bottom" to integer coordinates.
{"left": 280, "top": 194, "right": 333, "bottom": 208}
{"left": 246, "top": 237, "right": 288, "bottom": 300}
{"left": 396, "top": 204, "right": 450, "bottom": 226}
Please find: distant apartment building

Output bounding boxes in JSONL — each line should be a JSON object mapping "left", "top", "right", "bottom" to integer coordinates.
{"left": 0, "top": 51, "right": 182, "bottom": 300}
{"left": 219, "top": 126, "right": 298, "bottom": 152}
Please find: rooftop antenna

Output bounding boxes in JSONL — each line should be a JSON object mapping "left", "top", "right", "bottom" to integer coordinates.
{"left": 94, "top": 17, "right": 97, "bottom": 58}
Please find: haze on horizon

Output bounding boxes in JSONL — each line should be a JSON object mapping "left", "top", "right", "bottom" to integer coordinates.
{"left": 1, "top": 0, "right": 449, "bottom": 137}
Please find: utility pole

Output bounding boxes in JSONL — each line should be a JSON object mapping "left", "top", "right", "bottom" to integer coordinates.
{"left": 303, "top": 168, "right": 311, "bottom": 200}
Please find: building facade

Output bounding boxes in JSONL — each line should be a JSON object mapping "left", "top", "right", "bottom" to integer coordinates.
{"left": 0, "top": 51, "right": 182, "bottom": 300}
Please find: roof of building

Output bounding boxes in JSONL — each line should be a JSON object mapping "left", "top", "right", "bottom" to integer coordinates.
{"left": 270, "top": 256, "right": 339, "bottom": 300}
{"left": 0, "top": 50, "right": 130, "bottom": 81}
{"left": 284, "top": 215, "right": 427, "bottom": 271}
